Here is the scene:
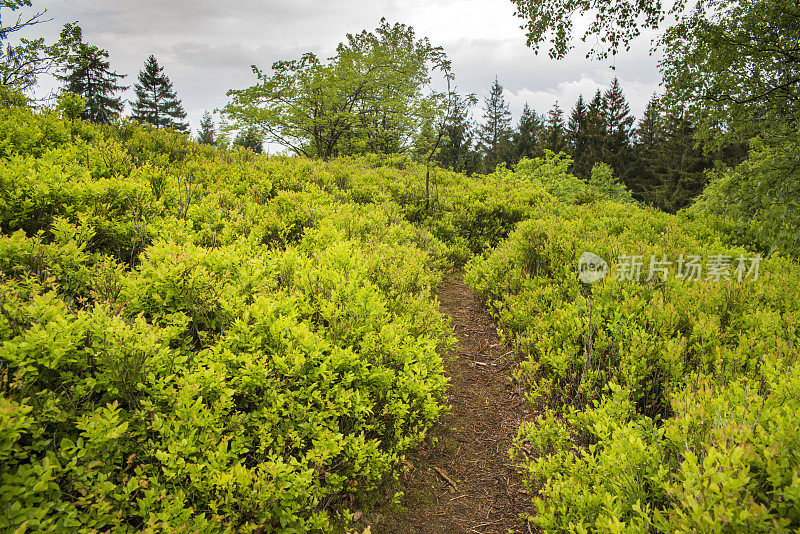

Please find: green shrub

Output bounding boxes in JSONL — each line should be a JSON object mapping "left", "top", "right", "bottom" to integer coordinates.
{"left": 689, "top": 133, "right": 800, "bottom": 259}
{"left": 467, "top": 199, "right": 800, "bottom": 532}
{"left": 0, "top": 110, "right": 459, "bottom": 532}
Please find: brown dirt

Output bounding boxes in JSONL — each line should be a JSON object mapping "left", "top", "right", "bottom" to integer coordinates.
{"left": 367, "top": 272, "right": 534, "bottom": 534}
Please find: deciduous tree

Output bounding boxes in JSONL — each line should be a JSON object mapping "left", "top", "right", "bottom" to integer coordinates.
{"left": 0, "top": 0, "right": 57, "bottom": 92}
{"left": 222, "top": 19, "right": 445, "bottom": 161}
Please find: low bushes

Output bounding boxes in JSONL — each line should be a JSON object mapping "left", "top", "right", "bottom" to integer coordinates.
{"left": 0, "top": 109, "right": 455, "bottom": 532}
{"left": 467, "top": 200, "right": 800, "bottom": 532}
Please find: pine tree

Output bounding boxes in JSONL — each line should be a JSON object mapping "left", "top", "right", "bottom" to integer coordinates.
{"left": 513, "top": 103, "right": 544, "bottom": 162}
{"left": 131, "top": 55, "right": 189, "bottom": 133}
{"left": 636, "top": 94, "right": 662, "bottom": 152}
{"left": 437, "top": 94, "right": 481, "bottom": 174}
{"left": 602, "top": 77, "right": 635, "bottom": 185}
{"left": 585, "top": 89, "right": 606, "bottom": 166}
{"left": 478, "top": 76, "right": 512, "bottom": 170}
{"left": 57, "top": 26, "right": 126, "bottom": 124}
{"left": 197, "top": 111, "right": 216, "bottom": 146}
{"left": 543, "top": 102, "right": 566, "bottom": 153}
{"left": 566, "top": 95, "right": 591, "bottom": 178}
{"left": 627, "top": 94, "right": 663, "bottom": 200}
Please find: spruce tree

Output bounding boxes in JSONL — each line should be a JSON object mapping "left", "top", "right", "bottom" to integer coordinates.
{"left": 197, "top": 111, "right": 216, "bottom": 146}
{"left": 645, "top": 110, "right": 712, "bottom": 212}
{"left": 513, "top": 103, "right": 544, "bottom": 162}
{"left": 543, "top": 102, "right": 566, "bottom": 153}
{"left": 566, "top": 95, "right": 591, "bottom": 178}
{"left": 57, "top": 26, "right": 126, "bottom": 124}
{"left": 478, "top": 77, "right": 512, "bottom": 170}
{"left": 636, "top": 95, "right": 662, "bottom": 152}
{"left": 437, "top": 95, "right": 480, "bottom": 174}
{"left": 602, "top": 77, "right": 635, "bottom": 185}
{"left": 585, "top": 89, "right": 607, "bottom": 166}
{"left": 628, "top": 94, "right": 663, "bottom": 200}
{"left": 131, "top": 55, "right": 189, "bottom": 133}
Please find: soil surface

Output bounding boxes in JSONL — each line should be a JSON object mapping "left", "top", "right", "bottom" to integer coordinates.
{"left": 367, "top": 273, "right": 534, "bottom": 534}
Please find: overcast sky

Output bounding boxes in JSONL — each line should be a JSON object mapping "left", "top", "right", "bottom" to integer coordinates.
{"left": 29, "top": 0, "right": 664, "bottom": 139}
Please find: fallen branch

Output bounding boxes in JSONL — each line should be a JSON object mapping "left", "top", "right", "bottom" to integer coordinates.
{"left": 434, "top": 467, "right": 458, "bottom": 490}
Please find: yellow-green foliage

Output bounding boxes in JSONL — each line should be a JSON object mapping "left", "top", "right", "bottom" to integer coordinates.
{"left": 0, "top": 107, "right": 463, "bottom": 532}
{"left": 5, "top": 101, "right": 785, "bottom": 534}
{"left": 688, "top": 133, "right": 800, "bottom": 260}
{"left": 467, "top": 201, "right": 800, "bottom": 532}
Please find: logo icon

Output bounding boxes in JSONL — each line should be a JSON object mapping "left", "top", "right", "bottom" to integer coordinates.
{"left": 578, "top": 252, "right": 608, "bottom": 284}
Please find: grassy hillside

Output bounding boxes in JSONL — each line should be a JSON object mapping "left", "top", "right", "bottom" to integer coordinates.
{"left": 1, "top": 103, "right": 798, "bottom": 533}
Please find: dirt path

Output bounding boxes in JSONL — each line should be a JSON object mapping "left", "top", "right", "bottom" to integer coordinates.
{"left": 369, "top": 273, "right": 533, "bottom": 534}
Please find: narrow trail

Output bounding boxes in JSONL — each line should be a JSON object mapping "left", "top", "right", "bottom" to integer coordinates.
{"left": 371, "top": 273, "right": 533, "bottom": 534}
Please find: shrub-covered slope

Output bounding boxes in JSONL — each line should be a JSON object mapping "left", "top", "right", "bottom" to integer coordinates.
{"left": 467, "top": 192, "right": 800, "bottom": 531}
{"left": 0, "top": 106, "right": 470, "bottom": 533}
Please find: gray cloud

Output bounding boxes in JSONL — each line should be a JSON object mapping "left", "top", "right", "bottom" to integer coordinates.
{"left": 32, "top": 0, "right": 664, "bottom": 134}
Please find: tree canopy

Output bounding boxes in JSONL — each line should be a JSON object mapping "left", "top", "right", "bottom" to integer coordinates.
{"left": 222, "top": 19, "right": 449, "bottom": 160}
{"left": 0, "top": 0, "right": 56, "bottom": 92}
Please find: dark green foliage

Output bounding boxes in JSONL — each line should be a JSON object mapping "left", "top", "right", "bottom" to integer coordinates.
{"left": 131, "top": 55, "right": 189, "bottom": 133}
{"left": 56, "top": 24, "right": 126, "bottom": 124}
{"left": 478, "top": 77, "right": 513, "bottom": 170}
{"left": 566, "top": 94, "right": 590, "bottom": 178}
{"left": 197, "top": 110, "right": 216, "bottom": 145}
{"left": 436, "top": 94, "right": 481, "bottom": 174}
{"left": 233, "top": 127, "right": 263, "bottom": 153}
{"left": 513, "top": 103, "right": 544, "bottom": 162}
{"left": 601, "top": 77, "right": 634, "bottom": 186}
{"left": 543, "top": 102, "right": 566, "bottom": 153}
{"left": 626, "top": 96, "right": 726, "bottom": 212}
{"left": 584, "top": 89, "right": 606, "bottom": 164}
{"left": 641, "top": 111, "right": 711, "bottom": 211}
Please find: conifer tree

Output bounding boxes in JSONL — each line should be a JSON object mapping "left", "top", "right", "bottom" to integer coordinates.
{"left": 584, "top": 89, "right": 606, "bottom": 166}
{"left": 513, "top": 103, "right": 544, "bottom": 162}
{"left": 131, "top": 55, "right": 189, "bottom": 133}
{"left": 57, "top": 25, "right": 126, "bottom": 124}
{"left": 197, "top": 111, "right": 216, "bottom": 146}
{"left": 437, "top": 94, "right": 481, "bottom": 174}
{"left": 636, "top": 95, "right": 662, "bottom": 152}
{"left": 478, "top": 76, "right": 512, "bottom": 170}
{"left": 636, "top": 106, "right": 712, "bottom": 212}
{"left": 543, "top": 102, "right": 566, "bottom": 153}
{"left": 626, "top": 95, "right": 662, "bottom": 198}
{"left": 566, "top": 95, "right": 591, "bottom": 178}
{"left": 602, "top": 77, "right": 635, "bottom": 185}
